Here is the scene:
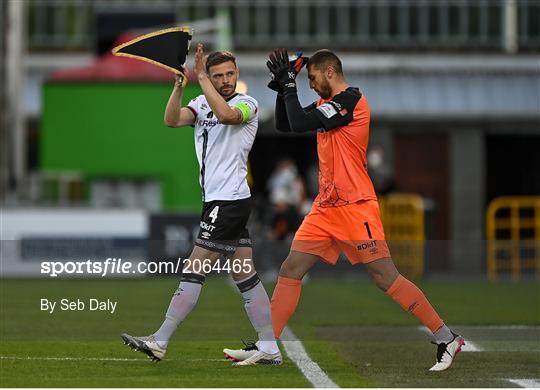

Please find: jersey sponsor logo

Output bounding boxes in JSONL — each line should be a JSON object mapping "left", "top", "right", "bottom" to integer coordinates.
{"left": 200, "top": 221, "right": 216, "bottom": 232}
{"left": 201, "top": 103, "right": 208, "bottom": 110}
{"left": 317, "top": 103, "right": 338, "bottom": 118}
{"left": 201, "top": 231, "right": 211, "bottom": 239}
{"left": 197, "top": 118, "right": 220, "bottom": 127}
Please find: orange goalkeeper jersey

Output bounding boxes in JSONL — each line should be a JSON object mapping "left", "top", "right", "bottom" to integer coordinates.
{"left": 306, "top": 87, "right": 377, "bottom": 207}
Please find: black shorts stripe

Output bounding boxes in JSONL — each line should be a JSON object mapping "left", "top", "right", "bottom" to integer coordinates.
{"left": 180, "top": 272, "right": 206, "bottom": 285}
{"left": 195, "top": 238, "right": 237, "bottom": 254}
{"left": 235, "top": 273, "right": 260, "bottom": 293}
{"left": 238, "top": 237, "right": 252, "bottom": 247}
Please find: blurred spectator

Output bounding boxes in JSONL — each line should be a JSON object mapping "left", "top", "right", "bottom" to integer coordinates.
{"left": 267, "top": 159, "right": 311, "bottom": 240}
{"left": 267, "top": 159, "right": 299, "bottom": 205}
{"left": 368, "top": 144, "right": 396, "bottom": 195}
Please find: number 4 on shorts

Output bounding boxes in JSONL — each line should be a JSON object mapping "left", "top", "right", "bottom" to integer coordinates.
{"left": 209, "top": 206, "right": 219, "bottom": 223}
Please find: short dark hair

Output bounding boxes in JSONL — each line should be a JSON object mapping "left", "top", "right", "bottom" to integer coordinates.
{"left": 205, "top": 51, "right": 236, "bottom": 72}
{"left": 307, "top": 49, "right": 343, "bottom": 75}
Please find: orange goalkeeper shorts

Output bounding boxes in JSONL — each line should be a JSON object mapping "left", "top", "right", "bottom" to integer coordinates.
{"left": 291, "top": 199, "right": 391, "bottom": 265}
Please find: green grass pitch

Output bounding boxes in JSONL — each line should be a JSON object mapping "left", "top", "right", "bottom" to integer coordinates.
{"left": 1, "top": 277, "right": 539, "bottom": 387}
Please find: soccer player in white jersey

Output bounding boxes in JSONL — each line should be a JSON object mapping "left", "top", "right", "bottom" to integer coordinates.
{"left": 121, "top": 43, "right": 281, "bottom": 366}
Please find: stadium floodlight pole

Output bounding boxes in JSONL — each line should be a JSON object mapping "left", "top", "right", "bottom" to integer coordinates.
{"left": 0, "top": 1, "right": 6, "bottom": 202}
{"left": 5, "top": 0, "right": 25, "bottom": 199}
{"left": 503, "top": 0, "right": 518, "bottom": 54}
{"left": 216, "top": 6, "right": 232, "bottom": 52}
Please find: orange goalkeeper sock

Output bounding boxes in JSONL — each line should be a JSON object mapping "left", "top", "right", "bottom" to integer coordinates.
{"left": 271, "top": 276, "right": 302, "bottom": 339}
{"left": 387, "top": 274, "right": 444, "bottom": 333}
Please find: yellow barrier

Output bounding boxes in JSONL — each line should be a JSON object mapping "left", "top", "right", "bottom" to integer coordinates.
{"left": 486, "top": 196, "right": 540, "bottom": 281}
{"left": 379, "top": 194, "right": 425, "bottom": 280}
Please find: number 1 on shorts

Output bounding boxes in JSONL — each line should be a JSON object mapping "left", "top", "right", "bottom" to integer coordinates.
{"left": 364, "top": 221, "right": 372, "bottom": 239}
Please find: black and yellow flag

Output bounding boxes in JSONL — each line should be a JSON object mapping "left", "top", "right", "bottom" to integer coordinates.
{"left": 112, "top": 27, "right": 193, "bottom": 75}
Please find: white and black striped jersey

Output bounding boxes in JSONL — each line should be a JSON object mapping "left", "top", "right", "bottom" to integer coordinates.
{"left": 187, "top": 93, "right": 258, "bottom": 202}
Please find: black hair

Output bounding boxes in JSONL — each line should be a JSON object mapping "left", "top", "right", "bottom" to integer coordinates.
{"left": 307, "top": 49, "right": 343, "bottom": 75}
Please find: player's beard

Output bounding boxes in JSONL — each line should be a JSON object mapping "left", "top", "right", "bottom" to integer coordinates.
{"left": 219, "top": 83, "right": 236, "bottom": 97}
{"left": 317, "top": 78, "right": 332, "bottom": 99}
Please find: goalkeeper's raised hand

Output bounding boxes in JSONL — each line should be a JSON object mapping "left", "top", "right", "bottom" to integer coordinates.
{"left": 267, "top": 49, "right": 308, "bottom": 95}
{"left": 267, "top": 51, "right": 309, "bottom": 93}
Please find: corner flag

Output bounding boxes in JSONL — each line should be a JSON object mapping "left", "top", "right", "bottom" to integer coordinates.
{"left": 112, "top": 27, "right": 193, "bottom": 75}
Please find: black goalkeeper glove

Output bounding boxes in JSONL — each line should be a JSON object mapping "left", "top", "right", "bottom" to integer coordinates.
{"left": 267, "top": 48, "right": 308, "bottom": 95}
{"left": 267, "top": 51, "right": 309, "bottom": 94}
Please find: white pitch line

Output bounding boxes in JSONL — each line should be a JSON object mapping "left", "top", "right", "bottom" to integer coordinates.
{"left": 227, "top": 277, "right": 338, "bottom": 387}
{"left": 507, "top": 379, "right": 540, "bottom": 388}
{"left": 0, "top": 356, "right": 145, "bottom": 362}
{"left": 281, "top": 327, "right": 340, "bottom": 388}
{"left": 417, "top": 326, "right": 482, "bottom": 352}
{"left": 0, "top": 356, "right": 224, "bottom": 362}
{"left": 478, "top": 325, "right": 540, "bottom": 330}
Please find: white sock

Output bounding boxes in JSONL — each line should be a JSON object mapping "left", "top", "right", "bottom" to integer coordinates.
{"left": 235, "top": 273, "right": 279, "bottom": 355}
{"left": 434, "top": 324, "right": 454, "bottom": 344}
{"left": 153, "top": 273, "right": 205, "bottom": 347}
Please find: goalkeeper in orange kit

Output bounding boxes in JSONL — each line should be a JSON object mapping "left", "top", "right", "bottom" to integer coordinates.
{"left": 224, "top": 48, "right": 465, "bottom": 371}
